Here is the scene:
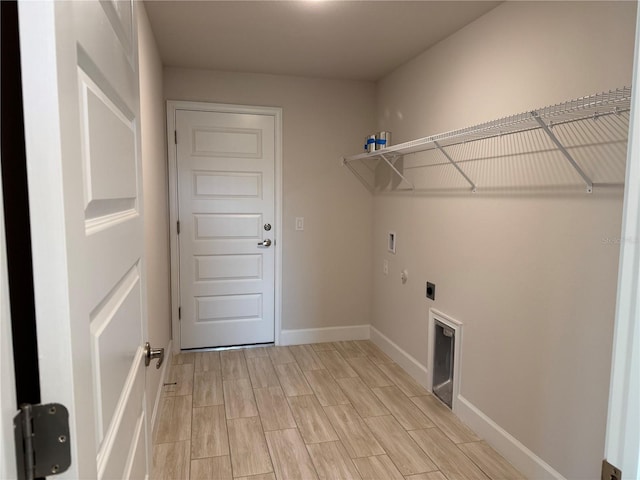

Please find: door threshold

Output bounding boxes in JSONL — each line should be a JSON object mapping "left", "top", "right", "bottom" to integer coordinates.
{"left": 181, "top": 342, "right": 275, "bottom": 353}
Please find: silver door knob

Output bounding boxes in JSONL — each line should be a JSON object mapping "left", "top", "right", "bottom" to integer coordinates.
{"left": 144, "top": 342, "right": 164, "bottom": 369}
{"left": 258, "top": 239, "right": 272, "bottom": 247}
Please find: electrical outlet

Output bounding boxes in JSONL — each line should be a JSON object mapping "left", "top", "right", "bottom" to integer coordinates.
{"left": 383, "top": 259, "right": 389, "bottom": 275}
{"left": 295, "top": 217, "right": 304, "bottom": 231}
{"left": 426, "top": 282, "right": 436, "bottom": 300}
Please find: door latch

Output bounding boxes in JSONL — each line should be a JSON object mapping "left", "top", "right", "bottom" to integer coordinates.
{"left": 144, "top": 342, "right": 165, "bottom": 369}
{"left": 14, "top": 403, "right": 71, "bottom": 480}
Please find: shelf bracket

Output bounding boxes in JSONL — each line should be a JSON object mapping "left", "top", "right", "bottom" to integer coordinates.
{"left": 380, "top": 153, "right": 414, "bottom": 191}
{"left": 342, "top": 157, "right": 375, "bottom": 193}
{"left": 531, "top": 111, "right": 593, "bottom": 193}
{"left": 433, "top": 141, "right": 477, "bottom": 193}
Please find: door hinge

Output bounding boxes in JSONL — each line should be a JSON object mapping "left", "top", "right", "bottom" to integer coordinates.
{"left": 178, "top": 306, "right": 181, "bottom": 320}
{"left": 177, "top": 220, "right": 180, "bottom": 235}
{"left": 14, "top": 403, "right": 71, "bottom": 480}
{"left": 602, "top": 460, "right": 621, "bottom": 480}
{"left": 174, "top": 130, "right": 177, "bottom": 144}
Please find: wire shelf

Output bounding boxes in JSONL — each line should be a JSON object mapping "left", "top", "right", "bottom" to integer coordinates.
{"left": 343, "top": 86, "right": 631, "bottom": 194}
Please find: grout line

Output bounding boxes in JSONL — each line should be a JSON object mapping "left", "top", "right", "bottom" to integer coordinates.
{"left": 155, "top": 342, "right": 523, "bottom": 480}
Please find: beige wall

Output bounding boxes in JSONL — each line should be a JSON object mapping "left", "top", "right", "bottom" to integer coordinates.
{"left": 373, "top": 2, "right": 636, "bottom": 478}
{"left": 164, "top": 68, "right": 376, "bottom": 332}
{"left": 137, "top": 4, "right": 172, "bottom": 419}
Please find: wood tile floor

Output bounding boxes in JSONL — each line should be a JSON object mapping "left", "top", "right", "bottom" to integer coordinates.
{"left": 152, "top": 341, "right": 524, "bottom": 480}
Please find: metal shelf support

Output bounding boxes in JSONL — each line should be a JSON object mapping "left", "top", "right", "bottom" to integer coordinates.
{"left": 342, "top": 157, "right": 375, "bottom": 193}
{"left": 530, "top": 111, "right": 594, "bottom": 193}
{"left": 380, "top": 153, "right": 415, "bottom": 190}
{"left": 433, "top": 141, "right": 477, "bottom": 193}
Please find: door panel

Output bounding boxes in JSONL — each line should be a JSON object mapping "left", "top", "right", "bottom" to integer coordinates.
{"left": 18, "top": 1, "right": 148, "bottom": 478}
{"left": 177, "top": 110, "right": 275, "bottom": 348}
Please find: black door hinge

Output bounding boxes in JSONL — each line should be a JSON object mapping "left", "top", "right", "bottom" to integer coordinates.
{"left": 178, "top": 306, "right": 181, "bottom": 320}
{"left": 177, "top": 221, "right": 180, "bottom": 235}
{"left": 14, "top": 403, "right": 71, "bottom": 480}
{"left": 174, "top": 130, "right": 177, "bottom": 144}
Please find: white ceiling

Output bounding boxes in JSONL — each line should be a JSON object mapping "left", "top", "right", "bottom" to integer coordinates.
{"left": 145, "top": 1, "right": 501, "bottom": 81}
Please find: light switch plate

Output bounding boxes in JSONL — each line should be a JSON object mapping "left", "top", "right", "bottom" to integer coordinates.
{"left": 295, "top": 217, "right": 304, "bottom": 231}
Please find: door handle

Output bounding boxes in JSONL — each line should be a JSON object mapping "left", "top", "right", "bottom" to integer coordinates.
{"left": 258, "top": 239, "right": 272, "bottom": 247}
{"left": 144, "top": 342, "right": 164, "bottom": 369}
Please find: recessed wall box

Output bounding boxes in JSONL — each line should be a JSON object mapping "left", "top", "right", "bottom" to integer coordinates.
{"left": 388, "top": 232, "right": 396, "bottom": 254}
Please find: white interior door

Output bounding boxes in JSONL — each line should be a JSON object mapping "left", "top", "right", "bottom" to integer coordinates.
{"left": 604, "top": 6, "right": 640, "bottom": 478}
{"left": 18, "top": 1, "right": 149, "bottom": 478}
{"left": 176, "top": 109, "right": 276, "bottom": 348}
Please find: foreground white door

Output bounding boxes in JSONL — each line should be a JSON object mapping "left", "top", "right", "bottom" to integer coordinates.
{"left": 604, "top": 6, "right": 640, "bottom": 478}
{"left": 174, "top": 107, "right": 277, "bottom": 348}
{"left": 19, "top": 1, "right": 149, "bottom": 478}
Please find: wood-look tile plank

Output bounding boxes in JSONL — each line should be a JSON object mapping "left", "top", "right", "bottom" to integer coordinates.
{"left": 376, "top": 363, "right": 428, "bottom": 397}
{"left": 457, "top": 441, "right": 524, "bottom": 480}
{"left": 323, "top": 404, "right": 384, "bottom": 458}
{"left": 221, "top": 350, "right": 249, "bottom": 380}
{"left": 336, "top": 377, "right": 390, "bottom": 418}
{"left": 287, "top": 394, "right": 339, "bottom": 444}
{"left": 193, "top": 370, "right": 224, "bottom": 407}
{"left": 354, "top": 341, "right": 393, "bottom": 365}
{"left": 352, "top": 455, "right": 404, "bottom": 480}
{"left": 304, "top": 369, "right": 350, "bottom": 406}
{"left": 223, "top": 378, "right": 258, "bottom": 419}
{"left": 254, "top": 386, "right": 297, "bottom": 431}
{"left": 409, "top": 428, "right": 489, "bottom": 480}
{"left": 194, "top": 351, "right": 221, "bottom": 373}
{"left": 312, "top": 342, "right": 337, "bottom": 352}
{"left": 346, "top": 357, "right": 394, "bottom": 388}
{"left": 267, "top": 346, "right": 295, "bottom": 365}
{"left": 406, "top": 472, "right": 448, "bottom": 480}
{"left": 364, "top": 415, "right": 437, "bottom": 476}
{"left": 264, "top": 428, "right": 318, "bottom": 480}
{"left": 163, "top": 363, "right": 194, "bottom": 397}
{"left": 152, "top": 441, "right": 190, "bottom": 480}
{"left": 307, "top": 440, "right": 362, "bottom": 480}
{"left": 172, "top": 352, "right": 195, "bottom": 365}
{"left": 333, "top": 341, "right": 366, "bottom": 359}
{"left": 244, "top": 346, "right": 271, "bottom": 359}
{"left": 191, "top": 405, "right": 229, "bottom": 459}
{"left": 236, "top": 474, "right": 276, "bottom": 480}
{"left": 190, "top": 456, "right": 232, "bottom": 480}
{"left": 317, "top": 350, "right": 358, "bottom": 379}
{"left": 290, "top": 344, "right": 324, "bottom": 371}
{"left": 247, "top": 357, "right": 280, "bottom": 389}
{"left": 411, "top": 395, "right": 480, "bottom": 444}
{"left": 372, "top": 386, "right": 433, "bottom": 430}
{"left": 227, "top": 417, "right": 273, "bottom": 478}
{"left": 275, "top": 363, "right": 313, "bottom": 397}
{"left": 155, "top": 395, "right": 192, "bottom": 444}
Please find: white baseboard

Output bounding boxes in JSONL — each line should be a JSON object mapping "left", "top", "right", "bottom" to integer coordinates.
{"left": 456, "top": 395, "right": 566, "bottom": 480}
{"left": 370, "top": 325, "right": 563, "bottom": 479}
{"left": 150, "top": 339, "right": 172, "bottom": 440}
{"left": 279, "top": 324, "right": 370, "bottom": 346}
{"left": 369, "top": 325, "right": 429, "bottom": 388}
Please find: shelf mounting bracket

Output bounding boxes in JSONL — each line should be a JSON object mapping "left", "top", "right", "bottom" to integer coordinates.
{"left": 433, "top": 141, "right": 477, "bottom": 193}
{"left": 380, "top": 153, "right": 414, "bottom": 191}
{"left": 342, "top": 157, "right": 375, "bottom": 193}
{"left": 531, "top": 111, "right": 593, "bottom": 193}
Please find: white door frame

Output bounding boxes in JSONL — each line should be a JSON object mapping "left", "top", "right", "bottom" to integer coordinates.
{"left": 166, "top": 101, "right": 283, "bottom": 351}
{"left": 604, "top": 7, "right": 640, "bottom": 477}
